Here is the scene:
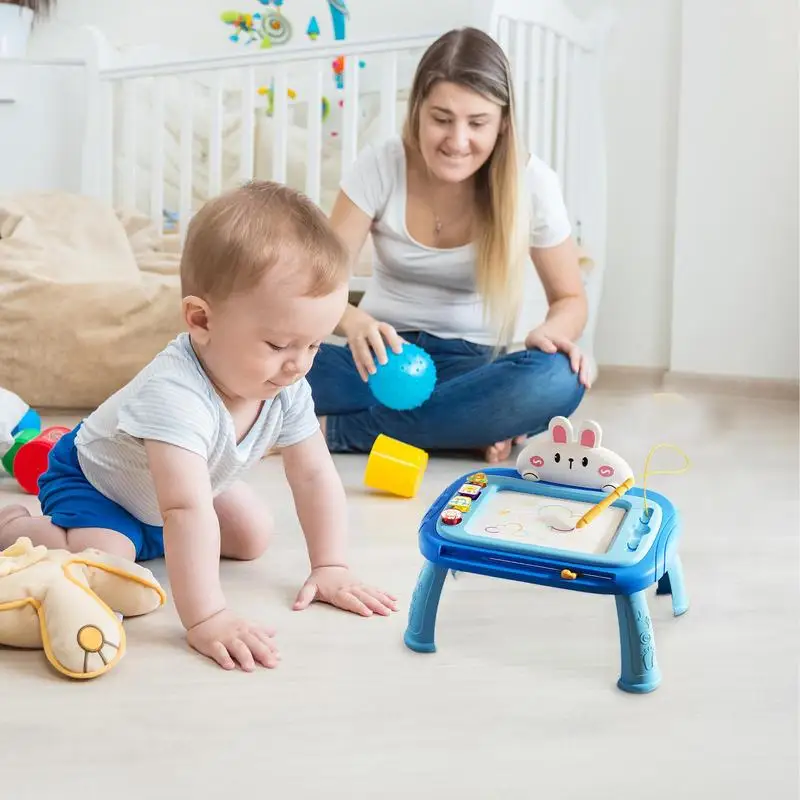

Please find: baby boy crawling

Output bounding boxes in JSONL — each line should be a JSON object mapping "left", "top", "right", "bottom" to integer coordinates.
{"left": 0, "top": 181, "right": 397, "bottom": 671}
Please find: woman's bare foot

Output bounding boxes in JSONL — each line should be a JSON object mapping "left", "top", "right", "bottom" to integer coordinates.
{"left": 483, "top": 435, "right": 528, "bottom": 464}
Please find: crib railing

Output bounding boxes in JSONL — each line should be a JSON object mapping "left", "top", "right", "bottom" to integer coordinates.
{"left": 490, "top": 0, "right": 610, "bottom": 351}
{"left": 492, "top": 5, "right": 606, "bottom": 252}
{"left": 80, "top": 34, "right": 436, "bottom": 241}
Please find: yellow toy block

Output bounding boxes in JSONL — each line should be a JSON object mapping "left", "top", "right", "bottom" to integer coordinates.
{"left": 364, "top": 434, "right": 429, "bottom": 499}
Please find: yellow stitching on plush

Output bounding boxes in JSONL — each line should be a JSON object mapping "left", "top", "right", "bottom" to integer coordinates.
{"left": 0, "top": 539, "right": 165, "bottom": 679}
{"left": 66, "top": 558, "right": 168, "bottom": 606}
{"left": 0, "top": 596, "right": 112, "bottom": 680}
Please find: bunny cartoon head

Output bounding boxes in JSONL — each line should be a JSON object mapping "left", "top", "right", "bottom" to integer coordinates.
{"left": 516, "top": 416, "right": 634, "bottom": 492}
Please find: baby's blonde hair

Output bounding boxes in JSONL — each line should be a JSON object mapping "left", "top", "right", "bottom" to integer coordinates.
{"left": 403, "top": 27, "right": 530, "bottom": 346}
{"left": 180, "top": 180, "right": 350, "bottom": 302}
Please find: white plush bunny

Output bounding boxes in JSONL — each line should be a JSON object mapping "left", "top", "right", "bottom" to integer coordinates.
{"left": 516, "top": 416, "right": 634, "bottom": 492}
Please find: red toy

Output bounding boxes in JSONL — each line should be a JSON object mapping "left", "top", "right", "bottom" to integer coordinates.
{"left": 8, "top": 426, "right": 69, "bottom": 495}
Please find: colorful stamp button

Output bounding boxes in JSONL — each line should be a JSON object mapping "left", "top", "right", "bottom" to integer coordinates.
{"left": 440, "top": 508, "right": 463, "bottom": 525}
{"left": 447, "top": 496, "right": 472, "bottom": 513}
{"left": 458, "top": 483, "right": 482, "bottom": 498}
{"left": 466, "top": 472, "right": 488, "bottom": 488}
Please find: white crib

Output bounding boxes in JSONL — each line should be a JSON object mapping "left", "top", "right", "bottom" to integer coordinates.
{"left": 77, "top": 0, "right": 611, "bottom": 358}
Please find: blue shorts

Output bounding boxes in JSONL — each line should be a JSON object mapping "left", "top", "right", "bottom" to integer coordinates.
{"left": 37, "top": 425, "right": 165, "bottom": 561}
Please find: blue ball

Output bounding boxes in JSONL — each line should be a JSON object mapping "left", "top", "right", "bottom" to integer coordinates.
{"left": 368, "top": 343, "right": 437, "bottom": 411}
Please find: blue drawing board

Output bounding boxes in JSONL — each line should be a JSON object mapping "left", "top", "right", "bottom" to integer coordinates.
{"left": 404, "top": 446, "right": 689, "bottom": 694}
{"left": 418, "top": 468, "right": 680, "bottom": 597}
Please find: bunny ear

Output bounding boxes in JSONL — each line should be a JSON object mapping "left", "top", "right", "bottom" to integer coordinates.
{"left": 548, "top": 416, "right": 573, "bottom": 444}
{"left": 578, "top": 420, "right": 603, "bottom": 448}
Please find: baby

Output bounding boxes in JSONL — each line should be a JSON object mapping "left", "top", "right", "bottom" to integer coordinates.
{"left": 0, "top": 181, "right": 397, "bottom": 671}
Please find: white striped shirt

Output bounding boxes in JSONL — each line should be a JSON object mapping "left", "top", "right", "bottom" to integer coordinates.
{"left": 75, "top": 333, "right": 319, "bottom": 526}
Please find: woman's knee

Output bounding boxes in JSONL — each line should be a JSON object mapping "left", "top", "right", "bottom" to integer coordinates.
{"left": 508, "top": 350, "right": 585, "bottom": 430}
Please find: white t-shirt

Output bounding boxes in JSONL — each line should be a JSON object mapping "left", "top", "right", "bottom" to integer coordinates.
{"left": 75, "top": 333, "right": 319, "bottom": 526}
{"left": 341, "top": 136, "right": 572, "bottom": 345}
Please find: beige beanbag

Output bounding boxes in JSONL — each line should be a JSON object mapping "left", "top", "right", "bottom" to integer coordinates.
{"left": 0, "top": 536, "right": 165, "bottom": 679}
{"left": 0, "top": 191, "right": 184, "bottom": 409}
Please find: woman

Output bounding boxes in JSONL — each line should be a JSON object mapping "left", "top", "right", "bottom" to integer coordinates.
{"left": 308, "top": 27, "right": 590, "bottom": 463}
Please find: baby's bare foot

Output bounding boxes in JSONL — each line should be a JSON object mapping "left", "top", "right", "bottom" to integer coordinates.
{"left": 0, "top": 505, "right": 32, "bottom": 550}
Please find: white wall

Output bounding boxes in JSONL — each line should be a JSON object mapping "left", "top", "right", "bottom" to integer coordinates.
{"left": 568, "top": 0, "right": 682, "bottom": 373}
{"left": 670, "top": 0, "right": 799, "bottom": 381}
{"left": 27, "top": 0, "right": 466, "bottom": 58}
{"left": 0, "top": 63, "right": 86, "bottom": 195}
{"left": 12, "top": 0, "right": 799, "bottom": 381}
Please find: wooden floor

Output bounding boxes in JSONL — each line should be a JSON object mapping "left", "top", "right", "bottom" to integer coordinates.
{"left": 0, "top": 383, "right": 797, "bottom": 798}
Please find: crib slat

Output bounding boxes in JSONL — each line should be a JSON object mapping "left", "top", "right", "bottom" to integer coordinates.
{"left": 272, "top": 65, "right": 289, "bottom": 184}
{"left": 555, "top": 36, "right": 569, "bottom": 183}
{"left": 149, "top": 78, "right": 165, "bottom": 228}
{"left": 380, "top": 50, "right": 398, "bottom": 140}
{"left": 564, "top": 45, "right": 580, "bottom": 215}
{"left": 496, "top": 15, "right": 510, "bottom": 51}
{"left": 305, "top": 60, "right": 324, "bottom": 204}
{"left": 99, "top": 80, "right": 114, "bottom": 205}
{"left": 340, "top": 54, "right": 360, "bottom": 176}
{"left": 512, "top": 20, "right": 527, "bottom": 135}
{"left": 239, "top": 67, "right": 255, "bottom": 182}
{"left": 572, "top": 50, "right": 588, "bottom": 239}
{"left": 541, "top": 28, "right": 556, "bottom": 167}
{"left": 208, "top": 71, "right": 224, "bottom": 199}
{"left": 526, "top": 25, "right": 542, "bottom": 157}
{"left": 179, "top": 77, "right": 194, "bottom": 246}
{"left": 120, "top": 80, "right": 137, "bottom": 209}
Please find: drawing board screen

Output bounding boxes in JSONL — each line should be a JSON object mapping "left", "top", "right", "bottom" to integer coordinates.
{"left": 463, "top": 489, "right": 626, "bottom": 554}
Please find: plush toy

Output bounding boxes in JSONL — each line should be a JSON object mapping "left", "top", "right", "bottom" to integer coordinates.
{"left": 0, "top": 537, "right": 166, "bottom": 679}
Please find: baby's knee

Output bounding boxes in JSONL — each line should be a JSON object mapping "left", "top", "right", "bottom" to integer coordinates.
{"left": 221, "top": 509, "right": 272, "bottom": 561}
{"left": 241, "top": 522, "right": 271, "bottom": 561}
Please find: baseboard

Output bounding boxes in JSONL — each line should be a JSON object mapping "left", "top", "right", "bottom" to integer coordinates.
{"left": 592, "top": 366, "right": 667, "bottom": 392}
{"left": 595, "top": 365, "right": 799, "bottom": 401}
{"left": 662, "top": 370, "right": 799, "bottom": 401}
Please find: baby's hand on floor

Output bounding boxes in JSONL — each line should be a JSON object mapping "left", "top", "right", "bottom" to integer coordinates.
{"left": 294, "top": 566, "right": 398, "bottom": 617}
{"left": 186, "top": 609, "right": 280, "bottom": 671}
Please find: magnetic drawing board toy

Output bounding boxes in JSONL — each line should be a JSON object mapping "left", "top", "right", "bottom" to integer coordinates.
{"left": 403, "top": 416, "right": 690, "bottom": 694}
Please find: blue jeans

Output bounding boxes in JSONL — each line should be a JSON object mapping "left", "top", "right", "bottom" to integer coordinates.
{"left": 307, "top": 331, "right": 586, "bottom": 453}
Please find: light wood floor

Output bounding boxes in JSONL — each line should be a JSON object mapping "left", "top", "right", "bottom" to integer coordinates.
{"left": 0, "top": 384, "right": 797, "bottom": 798}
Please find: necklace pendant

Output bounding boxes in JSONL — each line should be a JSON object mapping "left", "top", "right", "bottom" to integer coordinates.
{"left": 434, "top": 218, "right": 442, "bottom": 235}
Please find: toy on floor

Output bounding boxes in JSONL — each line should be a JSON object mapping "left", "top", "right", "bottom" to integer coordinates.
{"left": 0, "top": 537, "right": 166, "bottom": 679}
{"left": 0, "top": 386, "right": 41, "bottom": 455}
{"left": 403, "top": 415, "right": 691, "bottom": 694}
{"left": 367, "top": 343, "right": 437, "bottom": 411}
{"left": 2, "top": 426, "right": 70, "bottom": 495}
{"left": 364, "top": 434, "right": 428, "bottom": 498}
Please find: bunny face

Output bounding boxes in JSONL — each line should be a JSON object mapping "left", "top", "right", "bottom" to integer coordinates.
{"left": 516, "top": 416, "right": 634, "bottom": 492}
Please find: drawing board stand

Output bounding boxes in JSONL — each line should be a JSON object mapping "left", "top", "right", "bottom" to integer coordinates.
{"left": 403, "top": 468, "right": 688, "bottom": 693}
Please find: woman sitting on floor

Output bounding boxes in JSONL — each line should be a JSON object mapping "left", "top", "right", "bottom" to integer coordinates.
{"left": 308, "top": 27, "right": 590, "bottom": 463}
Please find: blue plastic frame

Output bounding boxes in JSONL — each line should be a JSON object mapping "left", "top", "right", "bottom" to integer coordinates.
{"left": 403, "top": 467, "right": 689, "bottom": 693}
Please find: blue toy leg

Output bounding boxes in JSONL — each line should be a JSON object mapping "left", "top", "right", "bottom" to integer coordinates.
{"left": 614, "top": 591, "right": 662, "bottom": 693}
{"left": 404, "top": 560, "right": 448, "bottom": 653}
{"left": 664, "top": 554, "right": 689, "bottom": 616}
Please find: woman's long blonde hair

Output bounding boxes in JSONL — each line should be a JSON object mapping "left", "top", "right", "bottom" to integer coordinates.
{"left": 402, "top": 27, "right": 529, "bottom": 346}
